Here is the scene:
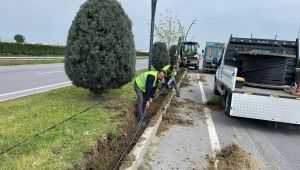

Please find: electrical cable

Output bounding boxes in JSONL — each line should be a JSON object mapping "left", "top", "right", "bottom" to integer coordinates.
{"left": 109, "top": 107, "right": 148, "bottom": 170}
{"left": 109, "top": 88, "right": 166, "bottom": 170}
{"left": 0, "top": 102, "right": 101, "bottom": 155}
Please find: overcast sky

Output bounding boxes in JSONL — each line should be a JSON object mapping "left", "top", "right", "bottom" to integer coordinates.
{"left": 0, "top": 0, "right": 299, "bottom": 50}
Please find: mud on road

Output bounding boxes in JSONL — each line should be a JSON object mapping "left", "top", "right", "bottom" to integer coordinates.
{"left": 141, "top": 70, "right": 264, "bottom": 170}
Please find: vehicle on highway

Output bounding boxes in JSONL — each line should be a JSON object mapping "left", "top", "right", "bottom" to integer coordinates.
{"left": 202, "top": 41, "right": 225, "bottom": 72}
{"left": 214, "top": 35, "right": 300, "bottom": 124}
{"left": 178, "top": 40, "right": 200, "bottom": 69}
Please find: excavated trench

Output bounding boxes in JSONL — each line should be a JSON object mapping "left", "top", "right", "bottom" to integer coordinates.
{"left": 72, "top": 68, "right": 186, "bottom": 170}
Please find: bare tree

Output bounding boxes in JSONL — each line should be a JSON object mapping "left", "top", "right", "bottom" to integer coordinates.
{"left": 154, "top": 10, "right": 185, "bottom": 49}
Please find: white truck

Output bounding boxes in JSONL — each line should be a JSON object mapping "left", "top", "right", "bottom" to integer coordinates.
{"left": 215, "top": 35, "right": 300, "bottom": 124}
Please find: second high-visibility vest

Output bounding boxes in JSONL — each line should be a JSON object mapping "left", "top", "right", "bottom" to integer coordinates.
{"left": 135, "top": 71, "right": 158, "bottom": 92}
{"left": 163, "top": 65, "right": 174, "bottom": 78}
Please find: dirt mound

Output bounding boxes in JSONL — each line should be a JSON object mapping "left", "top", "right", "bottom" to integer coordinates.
{"left": 157, "top": 100, "right": 194, "bottom": 136}
{"left": 206, "top": 96, "right": 223, "bottom": 111}
{"left": 206, "top": 143, "right": 257, "bottom": 170}
{"left": 199, "top": 75, "right": 207, "bottom": 82}
{"left": 180, "top": 75, "right": 190, "bottom": 87}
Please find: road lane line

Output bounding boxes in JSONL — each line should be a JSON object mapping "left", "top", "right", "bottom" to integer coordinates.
{"left": 197, "top": 73, "right": 221, "bottom": 156}
{"left": 37, "top": 71, "right": 63, "bottom": 75}
{"left": 0, "top": 81, "right": 71, "bottom": 97}
{"left": 0, "top": 83, "right": 72, "bottom": 102}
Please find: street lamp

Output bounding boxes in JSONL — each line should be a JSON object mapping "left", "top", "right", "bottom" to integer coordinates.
{"left": 185, "top": 19, "right": 196, "bottom": 41}
{"left": 298, "top": 18, "right": 300, "bottom": 60}
{"left": 148, "top": 0, "right": 158, "bottom": 71}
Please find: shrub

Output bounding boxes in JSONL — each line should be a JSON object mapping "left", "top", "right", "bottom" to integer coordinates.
{"left": 0, "top": 42, "right": 65, "bottom": 56}
{"left": 65, "top": 0, "right": 135, "bottom": 94}
{"left": 169, "top": 45, "right": 178, "bottom": 65}
{"left": 14, "top": 34, "right": 25, "bottom": 43}
{"left": 136, "top": 51, "right": 149, "bottom": 56}
{"left": 152, "top": 42, "right": 169, "bottom": 70}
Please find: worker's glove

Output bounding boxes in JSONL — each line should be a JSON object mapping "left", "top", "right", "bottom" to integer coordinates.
{"left": 146, "top": 101, "right": 150, "bottom": 109}
{"left": 149, "top": 98, "right": 153, "bottom": 103}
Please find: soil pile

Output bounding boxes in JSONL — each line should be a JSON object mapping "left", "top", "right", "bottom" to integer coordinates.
{"left": 206, "top": 96, "right": 223, "bottom": 111}
{"left": 206, "top": 143, "right": 257, "bottom": 170}
{"left": 157, "top": 99, "right": 194, "bottom": 136}
{"left": 199, "top": 75, "right": 207, "bottom": 82}
{"left": 180, "top": 75, "right": 190, "bottom": 87}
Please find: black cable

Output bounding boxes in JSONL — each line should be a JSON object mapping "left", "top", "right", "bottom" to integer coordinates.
{"left": 109, "top": 88, "right": 166, "bottom": 170}
{"left": 0, "top": 103, "right": 100, "bottom": 155}
{"left": 109, "top": 107, "right": 148, "bottom": 170}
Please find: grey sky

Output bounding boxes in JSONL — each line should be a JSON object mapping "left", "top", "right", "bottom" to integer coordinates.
{"left": 0, "top": 0, "right": 299, "bottom": 50}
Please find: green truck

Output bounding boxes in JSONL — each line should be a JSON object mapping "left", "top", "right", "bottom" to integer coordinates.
{"left": 178, "top": 41, "right": 200, "bottom": 69}
{"left": 202, "top": 41, "right": 225, "bottom": 72}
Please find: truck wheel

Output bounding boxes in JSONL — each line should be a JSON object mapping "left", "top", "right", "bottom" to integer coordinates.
{"left": 214, "top": 78, "right": 220, "bottom": 95}
{"left": 224, "top": 92, "right": 232, "bottom": 116}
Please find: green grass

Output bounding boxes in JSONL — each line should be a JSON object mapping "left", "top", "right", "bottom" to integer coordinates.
{"left": 0, "top": 69, "right": 146, "bottom": 169}
{"left": 136, "top": 56, "right": 148, "bottom": 60}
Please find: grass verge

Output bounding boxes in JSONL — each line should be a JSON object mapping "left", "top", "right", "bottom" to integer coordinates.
{"left": 136, "top": 56, "right": 148, "bottom": 60}
{"left": 0, "top": 69, "right": 146, "bottom": 169}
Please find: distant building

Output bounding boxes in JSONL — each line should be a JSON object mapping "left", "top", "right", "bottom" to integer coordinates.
{"left": 136, "top": 48, "right": 149, "bottom": 53}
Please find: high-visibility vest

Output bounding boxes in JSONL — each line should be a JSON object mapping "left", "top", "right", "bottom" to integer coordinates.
{"left": 163, "top": 65, "right": 174, "bottom": 78}
{"left": 135, "top": 71, "right": 158, "bottom": 92}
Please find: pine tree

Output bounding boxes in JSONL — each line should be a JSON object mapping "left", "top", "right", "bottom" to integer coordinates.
{"left": 152, "top": 42, "right": 169, "bottom": 70}
{"left": 65, "top": 0, "right": 135, "bottom": 94}
{"left": 169, "top": 45, "right": 178, "bottom": 65}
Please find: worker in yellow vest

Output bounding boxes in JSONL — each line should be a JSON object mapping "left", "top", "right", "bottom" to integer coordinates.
{"left": 134, "top": 70, "right": 166, "bottom": 121}
{"left": 162, "top": 64, "right": 180, "bottom": 97}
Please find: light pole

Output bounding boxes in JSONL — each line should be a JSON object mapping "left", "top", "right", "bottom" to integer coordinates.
{"left": 148, "top": 0, "right": 157, "bottom": 71}
{"left": 298, "top": 18, "right": 300, "bottom": 60}
{"left": 185, "top": 19, "right": 196, "bottom": 41}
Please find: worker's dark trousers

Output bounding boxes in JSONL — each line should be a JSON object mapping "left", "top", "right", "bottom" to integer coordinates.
{"left": 134, "top": 83, "right": 146, "bottom": 121}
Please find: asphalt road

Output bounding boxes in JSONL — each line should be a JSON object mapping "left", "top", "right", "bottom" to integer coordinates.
{"left": 141, "top": 70, "right": 300, "bottom": 170}
{"left": 0, "top": 59, "right": 148, "bottom": 102}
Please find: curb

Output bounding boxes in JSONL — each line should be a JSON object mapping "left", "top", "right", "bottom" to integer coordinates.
{"left": 120, "top": 69, "right": 187, "bottom": 170}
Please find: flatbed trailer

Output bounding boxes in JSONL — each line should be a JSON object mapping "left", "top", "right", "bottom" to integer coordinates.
{"left": 215, "top": 36, "right": 300, "bottom": 124}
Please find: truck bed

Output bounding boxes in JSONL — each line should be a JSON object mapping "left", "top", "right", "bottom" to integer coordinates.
{"left": 234, "top": 86, "right": 296, "bottom": 98}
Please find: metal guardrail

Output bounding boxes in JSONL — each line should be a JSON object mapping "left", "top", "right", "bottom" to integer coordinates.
{"left": 0, "top": 57, "right": 64, "bottom": 65}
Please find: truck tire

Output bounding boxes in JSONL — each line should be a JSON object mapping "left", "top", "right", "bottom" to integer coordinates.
{"left": 214, "top": 78, "right": 220, "bottom": 95}
{"left": 224, "top": 92, "right": 232, "bottom": 116}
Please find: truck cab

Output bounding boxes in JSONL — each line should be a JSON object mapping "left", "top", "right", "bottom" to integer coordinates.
{"left": 179, "top": 41, "right": 200, "bottom": 69}
{"left": 202, "top": 41, "right": 225, "bottom": 72}
{"left": 215, "top": 35, "right": 300, "bottom": 124}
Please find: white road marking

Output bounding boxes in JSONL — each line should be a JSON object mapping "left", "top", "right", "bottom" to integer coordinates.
{"left": 0, "top": 83, "right": 72, "bottom": 102}
{"left": 0, "top": 81, "right": 72, "bottom": 98}
{"left": 37, "top": 71, "right": 63, "bottom": 75}
{"left": 197, "top": 73, "right": 221, "bottom": 156}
